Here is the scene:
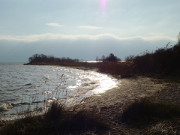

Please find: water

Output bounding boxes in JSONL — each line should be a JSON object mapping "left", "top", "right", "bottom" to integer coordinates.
{"left": 0, "top": 63, "right": 118, "bottom": 120}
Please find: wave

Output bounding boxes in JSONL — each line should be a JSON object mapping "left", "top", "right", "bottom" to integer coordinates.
{"left": 0, "top": 64, "right": 118, "bottom": 120}
{"left": 0, "top": 103, "right": 13, "bottom": 112}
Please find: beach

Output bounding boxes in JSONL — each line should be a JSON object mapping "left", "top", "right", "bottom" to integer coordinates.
{"left": 1, "top": 75, "right": 180, "bottom": 134}
{"left": 0, "top": 64, "right": 180, "bottom": 134}
{"left": 71, "top": 76, "right": 180, "bottom": 134}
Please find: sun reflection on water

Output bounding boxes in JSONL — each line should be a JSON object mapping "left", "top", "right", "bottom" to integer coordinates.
{"left": 84, "top": 71, "right": 118, "bottom": 95}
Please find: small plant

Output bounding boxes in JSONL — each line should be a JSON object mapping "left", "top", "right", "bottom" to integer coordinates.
{"left": 45, "top": 101, "right": 64, "bottom": 123}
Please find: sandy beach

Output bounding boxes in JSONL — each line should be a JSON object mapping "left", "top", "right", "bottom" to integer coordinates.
{"left": 70, "top": 76, "right": 180, "bottom": 134}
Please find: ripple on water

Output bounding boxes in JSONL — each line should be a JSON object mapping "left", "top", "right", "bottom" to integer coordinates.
{"left": 0, "top": 64, "right": 118, "bottom": 120}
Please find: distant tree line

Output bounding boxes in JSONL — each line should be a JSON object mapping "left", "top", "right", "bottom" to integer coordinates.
{"left": 28, "top": 54, "right": 79, "bottom": 65}
{"left": 27, "top": 33, "right": 180, "bottom": 78}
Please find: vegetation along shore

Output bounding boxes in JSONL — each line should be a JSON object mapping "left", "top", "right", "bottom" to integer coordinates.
{"left": 0, "top": 40, "right": 180, "bottom": 134}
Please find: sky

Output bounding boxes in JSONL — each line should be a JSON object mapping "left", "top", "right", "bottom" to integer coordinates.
{"left": 0, "top": 0, "right": 180, "bottom": 62}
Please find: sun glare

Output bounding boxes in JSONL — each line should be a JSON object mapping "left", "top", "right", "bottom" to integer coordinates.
{"left": 101, "top": 0, "right": 106, "bottom": 12}
{"left": 101, "top": 0, "right": 106, "bottom": 8}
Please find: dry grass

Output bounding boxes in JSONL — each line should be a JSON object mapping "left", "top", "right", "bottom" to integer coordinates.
{"left": 0, "top": 102, "right": 109, "bottom": 135}
{"left": 119, "top": 98, "right": 180, "bottom": 129}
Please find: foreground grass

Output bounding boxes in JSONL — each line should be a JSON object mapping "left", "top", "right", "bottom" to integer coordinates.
{"left": 119, "top": 98, "right": 180, "bottom": 129}
{"left": 0, "top": 102, "right": 108, "bottom": 135}
{"left": 1, "top": 95, "right": 180, "bottom": 135}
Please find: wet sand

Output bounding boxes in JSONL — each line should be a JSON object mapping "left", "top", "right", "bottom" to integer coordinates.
{"left": 72, "top": 77, "right": 165, "bottom": 111}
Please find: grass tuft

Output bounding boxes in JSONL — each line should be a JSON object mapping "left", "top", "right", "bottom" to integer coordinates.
{"left": 144, "top": 122, "right": 180, "bottom": 135}
{"left": 45, "top": 102, "right": 64, "bottom": 123}
{"left": 119, "top": 98, "right": 180, "bottom": 128}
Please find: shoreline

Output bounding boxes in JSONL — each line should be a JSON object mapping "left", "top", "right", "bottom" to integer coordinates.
{"left": 1, "top": 65, "right": 180, "bottom": 134}
{"left": 0, "top": 64, "right": 118, "bottom": 120}
{"left": 70, "top": 76, "right": 180, "bottom": 134}
{"left": 71, "top": 76, "right": 163, "bottom": 110}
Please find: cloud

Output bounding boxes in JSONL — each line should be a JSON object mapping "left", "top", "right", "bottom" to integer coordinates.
{"left": 79, "top": 25, "right": 103, "bottom": 30}
{"left": 0, "top": 33, "right": 177, "bottom": 62}
{"left": 0, "top": 33, "right": 176, "bottom": 43}
{"left": 46, "top": 23, "right": 63, "bottom": 27}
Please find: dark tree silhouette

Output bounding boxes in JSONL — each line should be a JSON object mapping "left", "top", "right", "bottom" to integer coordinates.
{"left": 28, "top": 54, "right": 79, "bottom": 64}
{"left": 103, "top": 53, "right": 120, "bottom": 62}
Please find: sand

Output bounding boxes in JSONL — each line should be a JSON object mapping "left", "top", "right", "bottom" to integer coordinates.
{"left": 69, "top": 76, "right": 180, "bottom": 134}
{"left": 72, "top": 77, "right": 165, "bottom": 111}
